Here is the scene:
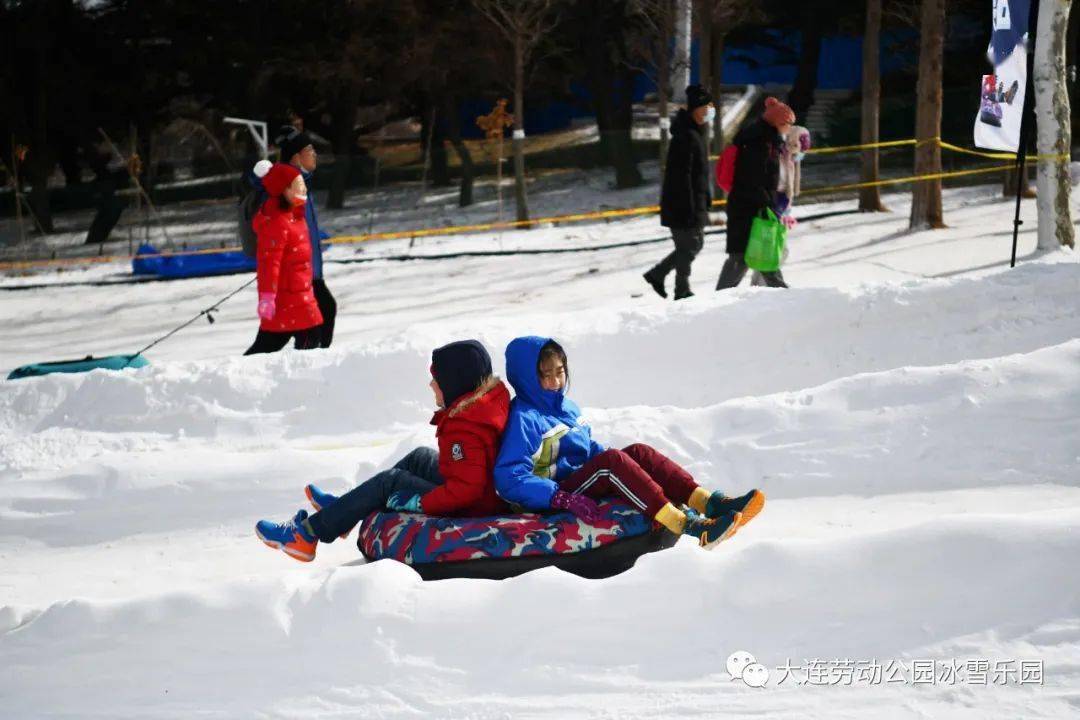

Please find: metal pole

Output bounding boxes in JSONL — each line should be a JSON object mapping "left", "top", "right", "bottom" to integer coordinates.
{"left": 1011, "top": 0, "right": 1040, "bottom": 268}
{"left": 223, "top": 117, "right": 268, "bottom": 159}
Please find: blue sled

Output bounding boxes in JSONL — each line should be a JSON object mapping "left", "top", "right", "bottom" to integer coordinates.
{"left": 8, "top": 354, "right": 149, "bottom": 380}
{"left": 133, "top": 243, "right": 255, "bottom": 279}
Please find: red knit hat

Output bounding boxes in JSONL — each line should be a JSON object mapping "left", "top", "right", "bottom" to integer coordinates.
{"left": 763, "top": 97, "right": 796, "bottom": 128}
{"left": 258, "top": 162, "right": 302, "bottom": 197}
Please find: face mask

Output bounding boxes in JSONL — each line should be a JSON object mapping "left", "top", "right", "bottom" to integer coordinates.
{"left": 793, "top": 152, "right": 805, "bottom": 163}
{"left": 702, "top": 106, "right": 716, "bottom": 124}
{"left": 292, "top": 193, "right": 308, "bottom": 207}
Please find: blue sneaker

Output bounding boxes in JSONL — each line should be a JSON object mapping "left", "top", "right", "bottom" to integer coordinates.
{"left": 683, "top": 509, "right": 741, "bottom": 550}
{"left": 706, "top": 489, "right": 765, "bottom": 530}
{"left": 305, "top": 484, "right": 338, "bottom": 512}
{"left": 305, "top": 484, "right": 350, "bottom": 539}
{"left": 255, "top": 509, "right": 317, "bottom": 562}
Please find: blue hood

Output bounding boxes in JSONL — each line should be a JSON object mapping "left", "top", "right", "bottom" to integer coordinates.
{"left": 504, "top": 336, "right": 579, "bottom": 420}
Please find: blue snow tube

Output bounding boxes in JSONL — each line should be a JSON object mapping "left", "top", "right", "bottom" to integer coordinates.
{"left": 133, "top": 243, "right": 255, "bottom": 279}
{"left": 7, "top": 354, "right": 149, "bottom": 380}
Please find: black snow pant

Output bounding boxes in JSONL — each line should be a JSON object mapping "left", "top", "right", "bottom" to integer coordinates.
{"left": 716, "top": 253, "right": 788, "bottom": 290}
{"left": 307, "top": 447, "right": 444, "bottom": 543}
{"left": 244, "top": 326, "right": 321, "bottom": 355}
{"left": 647, "top": 227, "right": 704, "bottom": 297}
{"left": 312, "top": 278, "right": 337, "bottom": 349}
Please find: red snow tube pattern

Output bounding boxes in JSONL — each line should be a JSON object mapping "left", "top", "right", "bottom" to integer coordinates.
{"left": 357, "top": 500, "right": 678, "bottom": 581}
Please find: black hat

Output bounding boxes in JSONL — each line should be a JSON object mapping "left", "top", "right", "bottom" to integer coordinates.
{"left": 431, "top": 340, "right": 493, "bottom": 408}
{"left": 686, "top": 84, "right": 713, "bottom": 111}
{"left": 275, "top": 125, "right": 313, "bottom": 163}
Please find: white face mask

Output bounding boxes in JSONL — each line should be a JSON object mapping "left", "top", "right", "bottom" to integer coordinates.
{"left": 702, "top": 106, "right": 716, "bottom": 124}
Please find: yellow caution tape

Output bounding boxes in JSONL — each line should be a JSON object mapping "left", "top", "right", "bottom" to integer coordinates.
{"left": 936, "top": 140, "right": 1069, "bottom": 162}
{"left": 799, "top": 163, "right": 1015, "bottom": 195}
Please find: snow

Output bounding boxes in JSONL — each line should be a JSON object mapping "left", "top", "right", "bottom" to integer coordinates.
{"left": 1, "top": 176, "right": 1078, "bottom": 718}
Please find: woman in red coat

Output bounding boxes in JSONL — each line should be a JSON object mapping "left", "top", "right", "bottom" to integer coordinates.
{"left": 244, "top": 162, "right": 324, "bottom": 355}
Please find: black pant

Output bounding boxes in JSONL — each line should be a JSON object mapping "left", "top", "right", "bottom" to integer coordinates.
{"left": 648, "top": 227, "right": 704, "bottom": 296}
{"left": 716, "top": 253, "right": 788, "bottom": 290}
{"left": 307, "top": 448, "right": 444, "bottom": 543}
{"left": 312, "top": 278, "right": 336, "bottom": 349}
{"left": 244, "top": 326, "right": 322, "bottom": 355}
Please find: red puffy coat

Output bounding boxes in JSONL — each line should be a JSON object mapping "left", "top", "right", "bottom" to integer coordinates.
{"left": 253, "top": 202, "right": 323, "bottom": 333}
{"left": 421, "top": 376, "right": 511, "bottom": 517}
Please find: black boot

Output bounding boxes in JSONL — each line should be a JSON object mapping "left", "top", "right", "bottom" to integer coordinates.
{"left": 643, "top": 270, "right": 668, "bottom": 299}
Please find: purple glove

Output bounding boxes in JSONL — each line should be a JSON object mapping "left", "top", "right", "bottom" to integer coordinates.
{"left": 257, "top": 292, "right": 276, "bottom": 320}
{"left": 551, "top": 490, "right": 602, "bottom": 524}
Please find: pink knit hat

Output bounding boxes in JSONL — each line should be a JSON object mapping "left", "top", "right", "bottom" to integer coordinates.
{"left": 763, "top": 97, "right": 796, "bottom": 128}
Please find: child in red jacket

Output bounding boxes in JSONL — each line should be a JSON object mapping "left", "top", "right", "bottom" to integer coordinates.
{"left": 256, "top": 340, "right": 510, "bottom": 562}
{"left": 244, "top": 161, "right": 323, "bottom": 355}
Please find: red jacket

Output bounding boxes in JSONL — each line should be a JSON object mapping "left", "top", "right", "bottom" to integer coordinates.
{"left": 421, "top": 377, "right": 511, "bottom": 517}
{"left": 253, "top": 202, "right": 323, "bottom": 333}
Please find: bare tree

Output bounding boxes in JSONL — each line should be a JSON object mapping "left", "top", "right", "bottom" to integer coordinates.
{"left": 698, "top": 0, "right": 760, "bottom": 153}
{"left": 628, "top": 0, "right": 676, "bottom": 170}
{"left": 860, "top": 0, "right": 887, "bottom": 211}
{"left": 672, "top": 0, "right": 692, "bottom": 104}
{"left": 909, "top": 0, "right": 946, "bottom": 230}
{"left": 1034, "top": 0, "right": 1076, "bottom": 249}
{"left": 473, "top": 0, "right": 560, "bottom": 223}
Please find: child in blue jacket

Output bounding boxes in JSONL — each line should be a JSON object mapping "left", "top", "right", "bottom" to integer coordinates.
{"left": 494, "top": 336, "right": 765, "bottom": 549}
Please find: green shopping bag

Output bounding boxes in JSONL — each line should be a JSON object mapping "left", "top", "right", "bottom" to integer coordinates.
{"left": 745, "top": 208, "right": 786, "bottom": 272}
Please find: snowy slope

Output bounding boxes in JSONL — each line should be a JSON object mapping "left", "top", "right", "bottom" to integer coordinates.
{"left": 1, "top": 182, "right": 1078, "bottom": 719}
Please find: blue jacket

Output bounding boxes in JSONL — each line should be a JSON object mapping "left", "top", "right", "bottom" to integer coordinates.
{"left": 493, "top": 336, "right": 605, "bottom": 510}
{"left": 300, "top": 169, "right": 329, "bottom": 280}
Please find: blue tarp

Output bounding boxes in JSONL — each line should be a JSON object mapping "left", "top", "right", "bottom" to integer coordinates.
{"left": 133, "top": 243, "right": 255, "bottom": 279}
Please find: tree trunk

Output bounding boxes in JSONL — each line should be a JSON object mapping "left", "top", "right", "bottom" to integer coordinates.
{"left": 512, "top": 33, "right": 530, "bottom": 222}
{"left": 909, "top": 0, "right": 946, "bottom": 230}
{"left": 609, "top": 66, "right": 644, "bottom": 187}
{"left": 26, "top": 0, "right": 54, "bottom": 233}
{"left": 443, "top": 96, "right": 474, "bottom": 207}
{"left": 788, "top": 11, "right": 823, "bottom": 121}
{"left": 699, "top": 5, "right": 712, "bottom": 150}
{"left": 428, "top": 98, "right": 450, "bottom": 188}
{"left": 672, "top": 0, "right": 692, "bottom": 104}
{"left": 1003, "top": 166, "right": 1036, "bottom": 197}
{"left": 1067, "top": 0, "right": 1080, "bottom": 133}
{"left": 584, "top": 4, "right": 643, "bottom": 189}
{"left": 859, "top": 0, "right": 886, "bottom": 211}
{"left": 711, "top": 31, "right": 725, "bottom": 152}
{"left": 658, "top": 12, "right": 671, "bottom": 173}
{"left": 327, "top": 82, "right": 359, "bottom": 210}
{"left": 1034, "top": 0, "right": 1075, "bottom": 249}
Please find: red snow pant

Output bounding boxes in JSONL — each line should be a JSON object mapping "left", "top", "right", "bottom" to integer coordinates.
{"left": 558, "top": 443, "right": 700, "bottom": 519}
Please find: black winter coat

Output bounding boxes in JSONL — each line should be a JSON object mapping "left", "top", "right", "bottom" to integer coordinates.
{"left": 725, "top": 119, "right": 783, "bottom": 255}
{"left": 660, "top": 109, "right": 711, "bottom": 229}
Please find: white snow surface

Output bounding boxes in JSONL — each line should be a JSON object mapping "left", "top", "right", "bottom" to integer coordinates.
{"left": 1, "top": 182, "right": 1079, "bottom": 718}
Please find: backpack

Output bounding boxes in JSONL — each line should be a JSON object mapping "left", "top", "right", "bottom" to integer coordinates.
{"left": 237, "top": 175, "right": 267, "bottom": 258}
{"left": 715, "top": 144, "right": 738, "bottom": 194}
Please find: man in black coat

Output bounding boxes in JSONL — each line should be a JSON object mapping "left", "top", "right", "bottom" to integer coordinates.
{"left": 716, "top": 96, "right": 793, "bottom": 289}
{"left": 644, "top": 84, "right": 715, "bottom": 300}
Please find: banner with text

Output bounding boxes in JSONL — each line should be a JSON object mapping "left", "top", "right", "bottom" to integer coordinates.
{"left": 974, "top": 0, "right": 1030, "bottom": 152}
